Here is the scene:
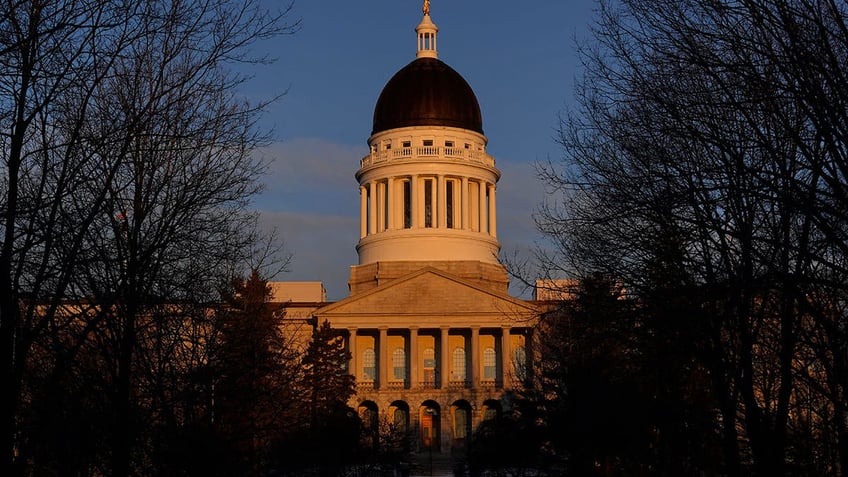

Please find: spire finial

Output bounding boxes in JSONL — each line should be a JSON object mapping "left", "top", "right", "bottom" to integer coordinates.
{"left": 423, "top": 0, "right": 430, "bottom": 16}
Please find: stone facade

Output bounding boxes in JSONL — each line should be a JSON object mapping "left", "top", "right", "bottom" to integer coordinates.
{"left": 274, "top": 5, "right": 540, "bottom": 453}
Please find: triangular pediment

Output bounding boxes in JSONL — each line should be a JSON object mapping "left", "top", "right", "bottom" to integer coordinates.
{"left": 315, "top": 267, "right": 538, "bottom": 328}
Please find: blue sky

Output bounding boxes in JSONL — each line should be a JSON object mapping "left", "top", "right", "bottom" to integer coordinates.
{"left": 249, "top": 1, "right": 596, "bottom": 300}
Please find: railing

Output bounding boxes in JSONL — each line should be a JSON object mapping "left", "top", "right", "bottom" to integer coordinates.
{"left": 355, "top": 379, "right": 513, "bottom": 391}
{"left": 360, "top": 146, "right": 495, "bottom": 168}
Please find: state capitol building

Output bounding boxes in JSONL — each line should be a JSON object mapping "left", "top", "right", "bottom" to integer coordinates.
{"left": 273, "top": 4, "right": 543, "bottom": 454}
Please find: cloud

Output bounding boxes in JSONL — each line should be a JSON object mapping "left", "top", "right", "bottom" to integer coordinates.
{"left": 254, "top": 138, "right": 364, "bottom": 216}
{"left": 258, "top": 210, "right": 358, "bottom": 301}
{"left": 252, "top": 138, "right": 549, "bottom": 300}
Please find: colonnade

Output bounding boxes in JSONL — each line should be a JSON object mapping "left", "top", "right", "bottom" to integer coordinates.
{"left": 359, "top": 175, "right": 497, "bottom": 238}
{"left": 346, "top": 326, "right": 526, "bottom": 391}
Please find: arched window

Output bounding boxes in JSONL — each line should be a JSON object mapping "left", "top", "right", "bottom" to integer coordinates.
{"left": 483, "top": 347, "right": 496, "bottom": 380}
{"left": 393, "top": 407, "right": 408, "bottom": 432}
{"left": 392, "top": 348, "right": 406, "bottom": 380}
{"left": 452, "top": 348, "right": 466, "bottom": 381}
{"left": 454, "top": 407, "right": 468, "bottom": 439}
{"left": 363, "top": 348, "right": 376, "bottom": 381}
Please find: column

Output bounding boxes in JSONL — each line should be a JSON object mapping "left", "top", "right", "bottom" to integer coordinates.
{"left": 461, "top": 177, "right": 469, "bottom": 230}
{"left": 501, "top": 327, "right": 511, "bottom": 389}
{"left": 437, "top": 175, "right": 446, "bottom": 228}
{"left": 387, "top": 177, "right": 395, "bottom": 230}
{"left": 369, "top": 182, "right": 377, "bottom": 235}
{"left": 478, "top": 180, "right": 488, "bottom": 233}
{"left": 379, "top": 326, "right": 388, "bottom": 388}
{"left": 440, "top": 326, "right": 450, "bottom": 388}
{"left": 359, "top": 186, "right": 367, "bottom": 238}
{"left": 470, "top": 326, "right": 480, "bottom": 389}
{"left": 409, "top": 326, "right": 419, "bottom": 389}
{"left": 348, "top": 328, "right": 358, "bottom": 381}
{"left": 488, "top": 184, "right": 497, "bottom": 237}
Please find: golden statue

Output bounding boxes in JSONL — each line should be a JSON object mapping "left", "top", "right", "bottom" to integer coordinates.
{"left": 423, "top": 0, "right": 430, "bottom": 15}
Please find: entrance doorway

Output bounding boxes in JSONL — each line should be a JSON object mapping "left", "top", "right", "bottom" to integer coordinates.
{"left": 419, "top": 401, "right": 441, "bottom": 452}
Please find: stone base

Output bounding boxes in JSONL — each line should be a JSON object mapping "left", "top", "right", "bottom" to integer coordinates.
{"left": 349, "top": 260, "right": 509, "bottom": 295}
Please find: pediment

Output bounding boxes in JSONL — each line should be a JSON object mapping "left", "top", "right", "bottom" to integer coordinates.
{"left": 315, "top": 267, "right": 538, "bottom": 327}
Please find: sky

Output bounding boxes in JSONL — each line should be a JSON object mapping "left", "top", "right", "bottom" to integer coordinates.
{"left": 248, "top": 1, "right": 597, "bottom": 300}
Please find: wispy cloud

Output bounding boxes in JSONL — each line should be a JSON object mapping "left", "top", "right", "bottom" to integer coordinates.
{"left": 252, "top": 138, "right": 548, "bottom": 300}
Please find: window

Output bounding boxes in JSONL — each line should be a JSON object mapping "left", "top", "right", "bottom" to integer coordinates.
{"left": 392, "top": 348, "right": 406, "bottom": 380}
{"left": 464, "top": 143, "right": 470, "bottom": 149}
{"left": 393, "top": 408, "right": 408, "bottom": 432}
{"left": 423, "top": 348, "right": 436, "bottom": 387}
{"left": 454, "top": 407, "right": 468, "bottom": 439}
{"left": 423, "top": 139, "right": 433, "bottom": 147}
{"left": 452, "top": 348, "right": 466, "bottom": 381}
{"left": 446, "top": 180, "right": 454, "bottom": 228}
{"left": 402, "top": 140, "right": 411, "bottom": 148}
{"left": 424, "top": 179, "right": 433, "bottom": 228}
{"left": 483, "top": 347, "right": 496, "bottom": 380}
{"left": 363, "top": 348, "right": 376, "bottom": 381}
{"left": 403, "top": 180, "right": 411, "bottom": 228}
{"left": 445, "top": 140, "right": 454, "bottom": 147}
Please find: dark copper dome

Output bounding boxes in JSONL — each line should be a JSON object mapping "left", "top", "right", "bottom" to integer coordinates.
{"left": 372, "top": 57, "right": 483, "bottom": 135}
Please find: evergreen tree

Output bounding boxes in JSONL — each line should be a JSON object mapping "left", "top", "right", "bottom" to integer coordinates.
{"left": 282, "top": 320, "right": 358, "bottom": 474}
{"left": 208, "top": 270, "right": 300, "bottom": 475}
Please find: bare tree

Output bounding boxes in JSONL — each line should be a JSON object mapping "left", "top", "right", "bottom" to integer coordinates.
{"left": 0, "top": 1, "right": 297, "bottom": 475}
{"left": 535, "top": 1, "right": 848, "bottom": 475}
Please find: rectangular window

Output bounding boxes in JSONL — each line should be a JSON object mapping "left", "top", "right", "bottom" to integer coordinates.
{"left": 483, "top": 347, "right": 497, "bottom": 380}
{"left": 445, "top": 140, "right": 454, "bottom": 147}
{"left": 402, "top": 140, "right": 411, "bottom": 148}
{"left": 424, "top": 179, "right": 433, "bottom": 228}
{"left": 403, "top": 180, "right": 411, "bottom": 228}
{"left": 392, "top": 348, "right": 406, "bottom": 380}
{"left": 446, "top": 180, "right": 454, "bottom": 229}
{"left": 452, "top": 348, "right": 467, "bottom": 381}
{"left": 423, "top": 139, "right": 433, "bottom": 146}
{"left": 363, "top": 348, "right": 376, "bottom": 381}
{"left": 382, "top": 181, "right": 388, "bottom": 231}
{"left": 424, "top": 348, "right": 436, "bottom": 388}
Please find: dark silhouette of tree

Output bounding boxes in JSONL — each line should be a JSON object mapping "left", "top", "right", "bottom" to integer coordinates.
{"left": 281, "top": 319, "right": 358, "bottom": 475}
{"left": 0, "top": 1, "right": 297, "bottom": 475}
{"left": 207, "top": 270, "right": 301, "bottom": 476}
{"left": 532, "top": 1, "right": 848, "bottom": 475}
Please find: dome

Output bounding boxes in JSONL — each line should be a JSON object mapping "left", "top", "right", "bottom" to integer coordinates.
{"left": 372, "top": 57, "right": 483, "bottom": 135}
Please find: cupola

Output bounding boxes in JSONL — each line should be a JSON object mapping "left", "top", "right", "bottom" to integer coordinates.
{"left": 351, "top": 1, "right": 505, "bottom": 294}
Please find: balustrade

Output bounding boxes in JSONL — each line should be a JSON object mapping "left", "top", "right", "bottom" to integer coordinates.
{"left": 360, "top": 145, "right": 494, "bottom": 167}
